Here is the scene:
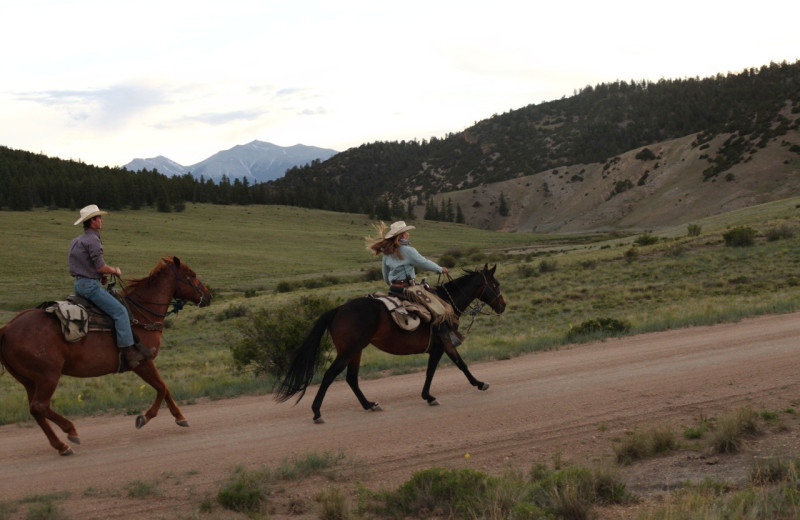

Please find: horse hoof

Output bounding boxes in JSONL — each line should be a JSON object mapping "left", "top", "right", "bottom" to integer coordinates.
{"left": 68, "top": 435, "right": 81, "bottom": 445}
{"left": 135, "top": 415, "right": 147, "bottom": 429}
{"left": 428, "top": 399, "right": 439, "bottom": 406}
{"left": 176, "top": 419, "right": 189, "bottom": 427}
{"left": 479, "top": 382, "right": 490, "bottom": 391}
{"left": 59, "top": 447, "right": 74, "bottom": 456}
{"left": 313, "top": 416, "right": 325, "bottom": 424}
{"left": 370, "top": 403, "right": 382, "bottom": 412}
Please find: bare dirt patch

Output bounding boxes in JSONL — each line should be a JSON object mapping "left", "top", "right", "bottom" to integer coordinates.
{"left": 2, "top": 313, "right": 800, "bottom": 518}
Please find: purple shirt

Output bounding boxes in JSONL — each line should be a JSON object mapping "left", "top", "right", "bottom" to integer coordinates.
{"left": 68, "top": 229, "right": 106, "bottom": 279}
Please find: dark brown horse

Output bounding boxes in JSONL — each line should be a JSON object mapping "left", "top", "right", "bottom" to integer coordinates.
{"left": 275, "top": 264, "right": 505, "bottom": 423}
{"left": 0, "top": 256, "right": 212, "bottom": 455}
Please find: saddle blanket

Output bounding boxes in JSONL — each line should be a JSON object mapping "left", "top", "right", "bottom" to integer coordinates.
{"left": 369, "top": 293, "right": 432, "bottom": 331}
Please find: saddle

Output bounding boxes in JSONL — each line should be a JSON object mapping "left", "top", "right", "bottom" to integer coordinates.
{"left": 39, "top": 295, "right": 115, "bottom": 343}
{"left": 369, "top": 293, "right": 432, "bottom": 331}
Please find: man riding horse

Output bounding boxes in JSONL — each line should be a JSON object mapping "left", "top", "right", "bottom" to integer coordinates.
{"left": 68, "top": 204, "right": 151, "bottom": 368}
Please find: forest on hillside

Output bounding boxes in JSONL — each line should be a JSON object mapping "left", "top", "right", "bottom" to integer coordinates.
{"left": 2, "top": 60, "right": 799, "bottom": 221}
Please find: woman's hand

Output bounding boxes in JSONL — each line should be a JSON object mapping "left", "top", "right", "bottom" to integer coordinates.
{"left": 441, "top": 267, "right": 449, "bottom": 275}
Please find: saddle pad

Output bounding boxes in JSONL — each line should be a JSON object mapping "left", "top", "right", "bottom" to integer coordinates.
{"left": 369, "top": 293, "right": 431, "bottom": 331}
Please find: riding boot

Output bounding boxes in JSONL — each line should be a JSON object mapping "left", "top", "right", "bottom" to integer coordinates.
{"left": 122, "top": 345, "right": 145, "bottom": 369}
{"left": 435, "top": 322, "right": 462, "bottom": 348}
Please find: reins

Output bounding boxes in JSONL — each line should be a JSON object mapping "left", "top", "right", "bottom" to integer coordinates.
{"left": 438, "top": 270, "right": 503, "bottom": 334}
{"left": 107, "top": 265, "right": 197, "bottom": 331}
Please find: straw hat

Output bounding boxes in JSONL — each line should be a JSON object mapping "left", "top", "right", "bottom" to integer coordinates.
{"left": 384, "top": 220, "right": 415, "bottom": 239}
{"left": 73, "top": 204, "right": 109, "bottom": 225}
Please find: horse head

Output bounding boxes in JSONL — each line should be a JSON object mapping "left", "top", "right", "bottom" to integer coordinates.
{"left": 439, "top": 264, "right": 505, "bottom": 316}
{"left": 169, "top": 256, "right": 212, "bottom": 307}
{"left": 476, "top": 264, "right": 505, "bottom": 314}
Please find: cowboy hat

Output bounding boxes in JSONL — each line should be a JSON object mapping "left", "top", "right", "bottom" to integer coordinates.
{"left": 384, "top": 220, "right": 416, "bottom": 239}
{"left": 73, "top": 204, "right": 109, "bottom": 226}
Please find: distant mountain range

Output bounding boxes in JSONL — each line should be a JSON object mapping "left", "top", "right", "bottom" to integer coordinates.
{"left": 123, "top": 141, "right": 338, "bottom": 184}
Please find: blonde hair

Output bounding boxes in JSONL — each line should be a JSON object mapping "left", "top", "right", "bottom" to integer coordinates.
{"left": 365, "top": 221, "right": 403, "bottom": 258}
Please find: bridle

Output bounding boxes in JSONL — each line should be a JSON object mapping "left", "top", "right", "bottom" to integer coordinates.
{"left": 111, "top": 263, "right": 207, "bottom": 330}
{"left": 439, "top": 269, "right": 504, "bottom": 332}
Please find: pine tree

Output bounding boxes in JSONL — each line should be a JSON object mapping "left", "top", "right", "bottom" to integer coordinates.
{"left": 498, "top": 192, "right": 509, "bottom": 217}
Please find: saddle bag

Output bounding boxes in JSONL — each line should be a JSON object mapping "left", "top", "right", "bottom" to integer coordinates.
{"left": 369, "top": 293, "right": 432, "bottom": 331}
{"left": 39, "top": 301, "right": 89, "bottom": 342}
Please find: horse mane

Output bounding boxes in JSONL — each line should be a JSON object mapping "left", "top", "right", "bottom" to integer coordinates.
{"left": 123, "top": 257, "right": 175, "bottom": 295}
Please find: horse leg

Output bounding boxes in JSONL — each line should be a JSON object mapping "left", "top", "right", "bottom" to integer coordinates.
{"left": 131, "top": 361, "right": 187, "bottom": 429}
{"left": 443, "top": 343, "right": 490, "bottom": 391}
{"left": 421, "top": 346, "right": 445, "bottom": 405}
{"left": 23, "top": 377, "right": 75, "bottom": 455}
{"left": 311, "top": 355, "right": 350, "bottom": 424}
{"left": 345, "top": 352, "right": 381, "bottom": 412}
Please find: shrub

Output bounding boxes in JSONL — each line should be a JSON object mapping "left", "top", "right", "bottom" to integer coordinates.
{"left": 765, "top": 223, "right": 795, "bottom": 241}
{"left": 232, "top": 295, "right": 336, "bottom": 376}
{"left": 362, "top": 266, "right": 383, "bottom": 282}
{"left": 538, "top": 259, "right": 558, "bottom": 273}
{"left": 613, "top": 425, "right": 678, "bottom": 464}
{"left": 215, "top": 304, "right": 248, "bottom": 322}
{"left": 438, "top": 254, "right": 457, "bottom": 268}
{"left": 749, "top": 457, "right": 797, "bottom": 485}
{"left": 711, "top": 406, "right": 762, "bottom": 454}
{"left": 516, "top": 264, "right": 538, "bottom": 278}
{"left": 687, "top": 223, "right": 702, "bottom": 236}
{"left": 624, "top": 248, "right": 638, "bottom": 263}
{"left": 635, "top": 147, "right": 656, "bottom": 161}
{"left": 217, "top": 467, "right": 269, "bottom": 514}
{"left": 567, "top": 318, "right": 631, "bottom": 340}
{"left": 276, "top": 280, "right": 294, "bottom": 293}
{"left": 723, "top": 226, "right": 756, "bottom": 247}
{"left": 634, "top": 233, "right": 658, "bottom": 246}
{"left": 387, "top": 468, "right": 492, "bottom": 518}
{"left": 316, "top": 487, "right": 349, "bottom": 520}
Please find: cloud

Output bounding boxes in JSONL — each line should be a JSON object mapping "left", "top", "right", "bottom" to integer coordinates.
{"left": 16, "top": 83, "right": 167, "bottom": 130}
{"left": 169, "top": 109, "right": 268, "bottom": 126}
{"left": 298, "top": 107, "right": 327, "bottom": 116}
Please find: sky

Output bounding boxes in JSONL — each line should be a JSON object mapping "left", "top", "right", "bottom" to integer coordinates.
{"left": 1, "top": 0, "right": 799, "bottom": 168}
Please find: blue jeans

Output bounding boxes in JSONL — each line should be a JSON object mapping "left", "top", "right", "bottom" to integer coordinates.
{"left": 74, "top": 278, "right": 134, "bottom": 348}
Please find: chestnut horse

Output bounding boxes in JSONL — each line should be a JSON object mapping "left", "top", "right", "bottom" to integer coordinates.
{"left": 0, "top": 256, "right": 212, "bottom": 455}
{"left": 275, "top": 264, "right": 506, "bottom": 423}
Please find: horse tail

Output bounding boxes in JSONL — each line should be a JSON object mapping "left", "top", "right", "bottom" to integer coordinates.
{"left": 274, "top": 307, "right": 337, "bottom": 403}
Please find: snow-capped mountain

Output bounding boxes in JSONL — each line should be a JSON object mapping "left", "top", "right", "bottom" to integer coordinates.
{"left": 124, "top": 141, "right": 338, "bottom": 183}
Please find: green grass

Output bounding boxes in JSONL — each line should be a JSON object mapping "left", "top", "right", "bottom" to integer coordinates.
{"left": 3, "top": 199, "right": 800, "bottom": 425}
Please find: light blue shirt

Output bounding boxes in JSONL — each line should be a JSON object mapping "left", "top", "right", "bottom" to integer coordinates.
{"left": 382, "top": 244, "right": 443, "bottom": 284}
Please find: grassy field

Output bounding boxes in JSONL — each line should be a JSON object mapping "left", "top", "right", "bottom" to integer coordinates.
{"left": 1, "top": 200, "right": 800, "bottom": 424}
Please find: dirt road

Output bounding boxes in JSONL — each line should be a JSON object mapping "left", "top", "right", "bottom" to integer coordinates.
{"left": 2, "top": 312, "right": 800, "bottom": 517}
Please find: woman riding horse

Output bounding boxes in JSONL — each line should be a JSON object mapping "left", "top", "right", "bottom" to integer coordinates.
{"left": 367, "top": 220, "right": 463, "bottom": 349}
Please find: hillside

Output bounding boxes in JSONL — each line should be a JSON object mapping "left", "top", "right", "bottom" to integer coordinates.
{"left": 449, "top": 124, "right": 800, "bottom": 232}
{"left": 255, "top": 61, "right": 800, "bottom": 231}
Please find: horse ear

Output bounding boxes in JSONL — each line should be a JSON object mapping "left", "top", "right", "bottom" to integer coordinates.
{"left": 483, "top": 263, "right": 489, "bottom": 271}
{"left": 490, "top": 264, "right": 497, "bottom": 275}
{"left": 173, "top": 256, "right": 182, "bottom": 268}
